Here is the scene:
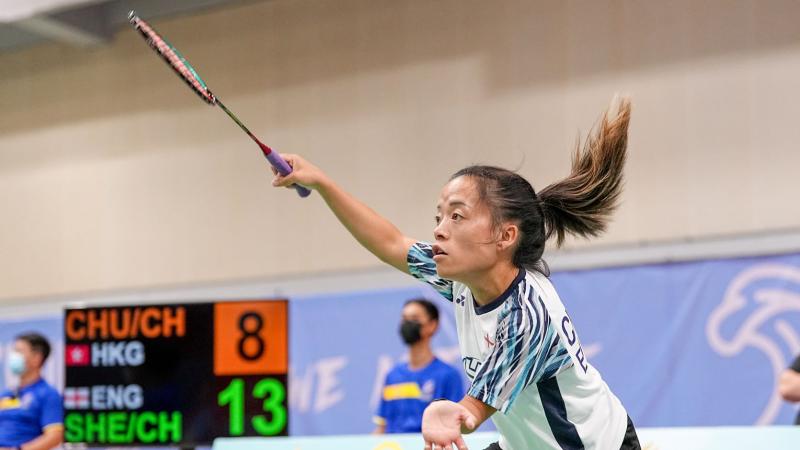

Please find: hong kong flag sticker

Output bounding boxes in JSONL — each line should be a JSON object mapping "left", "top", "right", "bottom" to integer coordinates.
{"left": 66, "top": 344, "right": 90, "bottom": 366}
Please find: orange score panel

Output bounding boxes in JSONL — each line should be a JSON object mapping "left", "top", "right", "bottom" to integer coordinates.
{"left": 214, "top": 300, "right": 288, "bottom": 376}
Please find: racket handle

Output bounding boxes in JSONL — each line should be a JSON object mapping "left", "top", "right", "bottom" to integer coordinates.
{"left": 259, "top": 143, "right": 312, "bottom": 198}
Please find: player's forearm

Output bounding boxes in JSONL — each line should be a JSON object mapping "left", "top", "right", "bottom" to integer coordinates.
{"left": 317, "top": 177, "right": 413, "bottom": 272}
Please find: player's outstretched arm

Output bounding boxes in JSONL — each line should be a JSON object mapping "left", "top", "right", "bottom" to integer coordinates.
{"left": 272, "top": 154, "right": 416, "bottom": 273}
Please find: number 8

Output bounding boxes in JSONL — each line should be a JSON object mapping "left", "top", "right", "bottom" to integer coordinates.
{"left": 237, "top": 311, "right": 265, "bottom": 361}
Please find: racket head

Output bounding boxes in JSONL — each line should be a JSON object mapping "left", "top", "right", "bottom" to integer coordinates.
{"left": 128, "top": 11, "right": 217, "bottom": 105}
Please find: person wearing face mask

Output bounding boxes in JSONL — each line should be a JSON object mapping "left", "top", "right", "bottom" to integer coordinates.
{"left": 373, "top": 299, "right": 464, "bottom": 434}
{"left": 0, "top": 333, "right": 62, "bottom": 450}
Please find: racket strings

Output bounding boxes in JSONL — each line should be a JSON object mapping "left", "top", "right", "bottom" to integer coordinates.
{"left": 127, "top": 10, "right": 311, "bottom": 197}
{"left": 130, "top": 15, "right": 216, "bottom": 105}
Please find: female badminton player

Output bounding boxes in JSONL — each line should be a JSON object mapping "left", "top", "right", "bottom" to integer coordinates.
{"left": 272, "top": 97, "right": 640, "bottom": 450}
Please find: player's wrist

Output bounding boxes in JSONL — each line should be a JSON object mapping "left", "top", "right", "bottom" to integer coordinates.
{"left": 315, "top": 174, "right": 336, "bottom": 193}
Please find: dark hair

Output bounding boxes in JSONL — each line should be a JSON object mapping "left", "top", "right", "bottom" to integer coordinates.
{"left": 404, "top": 298, "right": 439, "bottom": 323}
{"left": 451, "top": 97, "right": 631, "bottom": 276}
{"left": 15, "top": 332, "right": 52, "bottom": 363}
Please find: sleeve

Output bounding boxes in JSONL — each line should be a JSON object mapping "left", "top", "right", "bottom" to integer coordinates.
{"left": 407, "top": 242, "right": 454, "bottom": 302}
{"left": 40, "top": 388, "right": 63, "bottom": 430}
{"left": 466, "top": 297, "right": 570, "bottom": 413}
{"left": 790, "top": 354, "right": 800, "bottom": 372}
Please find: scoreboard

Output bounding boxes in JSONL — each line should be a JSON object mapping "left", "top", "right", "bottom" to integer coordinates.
{"left": 63, "top": 300, "right": 288, "bottom": 446}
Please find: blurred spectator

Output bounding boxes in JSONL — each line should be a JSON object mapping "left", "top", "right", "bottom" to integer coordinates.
{"left": 373, "top": 299, "right": 464, "bottom": 434}
{"left": 780, "top": 354, "right": 800, "bottom": 423}
{"left": 0, "top": 333, "right": 62, "bottom": 450}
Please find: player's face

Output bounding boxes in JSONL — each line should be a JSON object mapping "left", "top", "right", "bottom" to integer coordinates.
{"left": 433, "top": 176, "right": 500, "bottom": 282}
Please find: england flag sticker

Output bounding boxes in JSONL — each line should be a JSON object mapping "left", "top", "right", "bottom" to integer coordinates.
{"left": 63, "top": 387, "right": 89, "bottom": 409}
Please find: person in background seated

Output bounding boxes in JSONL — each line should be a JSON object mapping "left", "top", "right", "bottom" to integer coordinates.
{"left": 779, "top": 354, "right": 800, "bottom": 424}
{"left": 0, "top": 333, "right": 63, "bottom": 450}
{"left": 373, "top": 299, "right": 464, "bottom": 434}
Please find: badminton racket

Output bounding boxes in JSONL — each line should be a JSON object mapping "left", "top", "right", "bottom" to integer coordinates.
{"left": 128, "top": 11, "right": 311, "bottom": 198}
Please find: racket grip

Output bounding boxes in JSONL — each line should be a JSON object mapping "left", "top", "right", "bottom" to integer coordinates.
{"left": 262, "top": 146, "right": 312, "bottom": 198}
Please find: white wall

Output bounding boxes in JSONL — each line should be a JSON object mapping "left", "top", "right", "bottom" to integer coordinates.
{"left": 2, "top": 0, "right": 799, "bottom": 302}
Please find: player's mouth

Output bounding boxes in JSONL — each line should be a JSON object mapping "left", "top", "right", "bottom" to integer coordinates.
{"left": 432, "top": 245, "right": 448, "bottom": 261}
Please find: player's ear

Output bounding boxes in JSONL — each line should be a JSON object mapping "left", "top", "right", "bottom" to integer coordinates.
{"left": 497, "top": 223, "right": 519, "bottom": 252}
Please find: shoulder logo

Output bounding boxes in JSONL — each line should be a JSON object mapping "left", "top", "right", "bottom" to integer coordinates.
{"left": 455, "top": 294, "right": 466, "bottom": 306}
{"left": 462, "top": 357, "right": 482, "bottom": 379}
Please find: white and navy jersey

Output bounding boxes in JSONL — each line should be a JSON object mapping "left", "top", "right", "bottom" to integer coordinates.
{"left": 408, "top": 242, "right": 628, "bottom": 450}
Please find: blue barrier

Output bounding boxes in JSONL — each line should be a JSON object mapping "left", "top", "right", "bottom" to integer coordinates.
{"left": 213, "top": 426, "right": 800, "bottom": 450}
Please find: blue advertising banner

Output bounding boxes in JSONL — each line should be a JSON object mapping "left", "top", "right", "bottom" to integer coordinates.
{"left": 553, "top": 253, "right": 800, "bottom": 427}
{"left": 2, "top": 251, "right": 800, "bottom": 437}
{"left": 287, "top": 253, "right": 800, "bottom": 434}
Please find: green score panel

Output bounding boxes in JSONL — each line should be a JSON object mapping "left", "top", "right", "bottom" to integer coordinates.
{"left": 63, "top": 300, "right": 289, "bottom": 446}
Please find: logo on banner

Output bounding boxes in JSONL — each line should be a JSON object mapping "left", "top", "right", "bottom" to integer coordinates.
{"left": 706, "top": 263, "right": 800, "bottom": 424}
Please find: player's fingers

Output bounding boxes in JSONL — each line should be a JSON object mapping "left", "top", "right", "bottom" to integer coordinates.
{"left": 425, "top": 440, "right": 441, "bottom": 450}
{"left": 463, "top": 414, "right": 477, "bottom": 431}
{"left": 272, "top": 171, "right": 296, "bottom": 187}
{"left": 455, "top": 435, "right": 469, "bottom": 450}
{"left": 272, "top": 178, "right": 294, "bottom": 188}
{"left": 280, "top": 153, "right": 299, "bottom": 169}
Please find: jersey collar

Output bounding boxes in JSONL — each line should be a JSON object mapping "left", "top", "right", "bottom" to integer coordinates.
{"left": 474, "top": 267, "right": 525, "bottom": 315}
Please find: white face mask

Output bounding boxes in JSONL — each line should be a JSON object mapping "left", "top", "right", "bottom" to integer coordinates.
{"left": 7, "top": 351, "right": 26, "bottom": 376}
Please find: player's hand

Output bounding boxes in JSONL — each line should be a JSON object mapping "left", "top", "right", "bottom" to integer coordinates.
{"left": 271, "top": 154, "right": 328, "bottom": 191}
{"left": 421, "top": 400, "right": 476, "bottom": 450}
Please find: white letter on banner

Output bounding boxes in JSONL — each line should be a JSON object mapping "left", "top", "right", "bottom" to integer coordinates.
{"left": 369, "top": 355, "right": 395, "bottom": 409}
{"left": 313, "top": 356, "right": 348, "bottom": 413}
{"left": 289, "top": 365, "right": 314, "bottom": 413}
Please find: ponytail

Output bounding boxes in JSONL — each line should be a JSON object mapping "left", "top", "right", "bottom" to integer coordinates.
{"left": 450, "top": 96, "right": 631, "bottom": 275}
{"left": 538, "top": 97, "right": 631, "bottom": 247}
